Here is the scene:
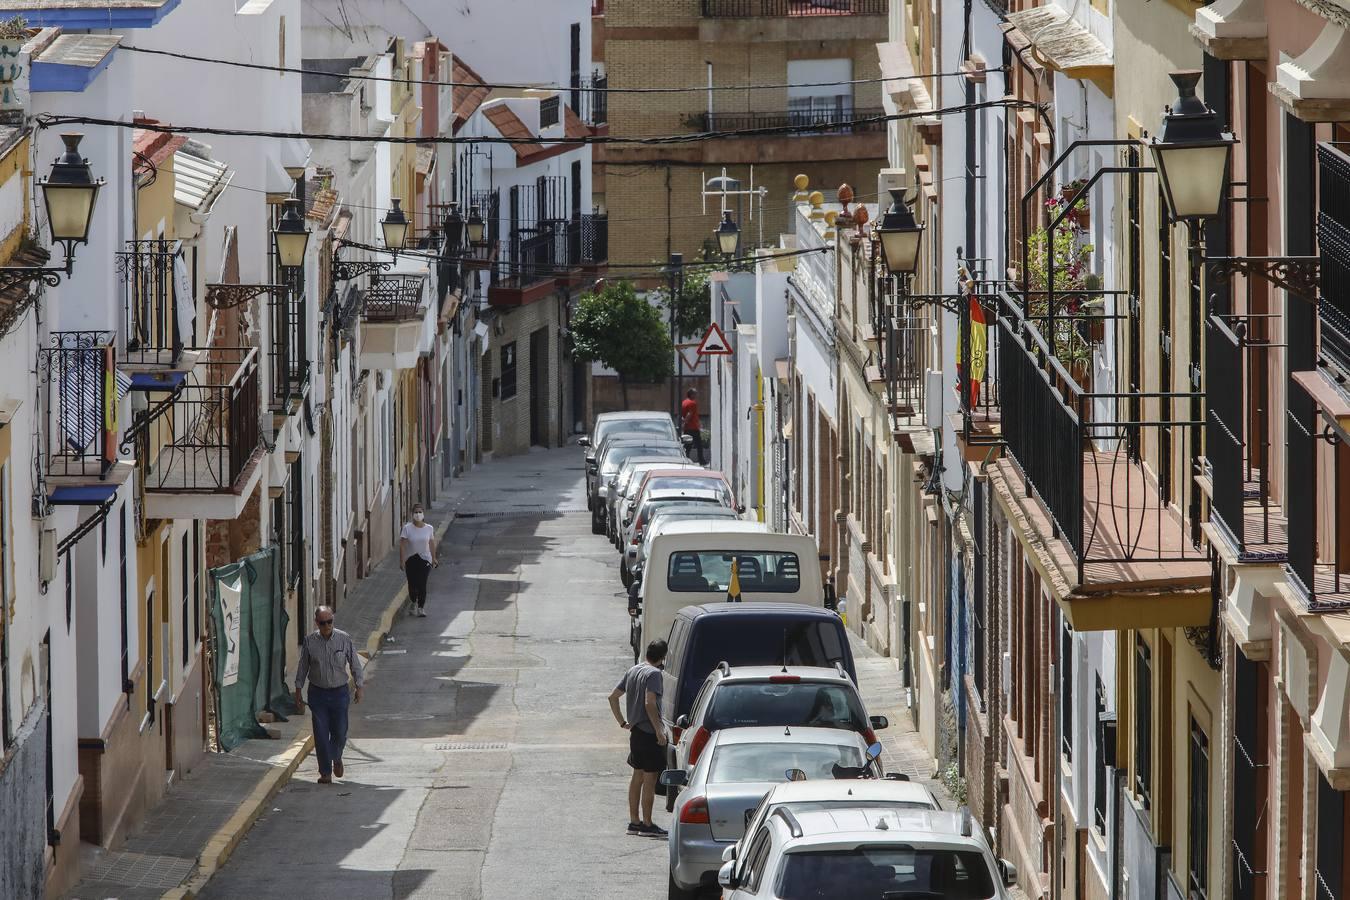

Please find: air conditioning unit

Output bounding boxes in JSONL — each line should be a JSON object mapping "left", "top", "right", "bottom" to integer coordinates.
{"left": 877, "top": 168, "right": 906, "bottom": 204}
{"left": 39, "top": 521, "right": 57, "bottom": 585}
{"left": 924, "top": 370, "right": 944, "bottom": 429}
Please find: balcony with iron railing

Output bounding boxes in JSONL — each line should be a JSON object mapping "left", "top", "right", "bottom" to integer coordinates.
{"left": 581, "top": 75, "right": 608, "bottom": 127}
{"left": 40, "top": 331, "right": 127, "bottom": 483}
{"left": 360, "top": 271, "right": 433, "bottom": 370}
{"left": 115, "top": 239, "right": 197, "bottom": 371}
{"left": 956, "top": 287, "right": 1005, "bottom": 452}
{"left": 1283, "top": 142, "right": 1350, "bottom": 611}
{"left": 555, "top": 213, "right": 609, "bottom": 275}
{"left": 489, "top": 226, "right": 558, "bottom": 307}
{"left": 701, "top": 0, "right": 886, "bottom": 15}
{"left": 686, "top": 104, "right": 885, "bottom": 135}
{"left": 1198, "top": 310, "right": 1288, "bottom": 564}
{"left": 133, "top": 346, "right": 264, "bottom": 519}
{"left": 268, "top": 276, "right": 309, "bottom": 414}
{"left": 993, "top": 294, "right": 1211, "bottom": 628}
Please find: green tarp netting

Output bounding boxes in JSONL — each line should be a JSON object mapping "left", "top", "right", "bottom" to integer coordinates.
{"left": 209, "top": 546, "right": 297, "bottom": 751}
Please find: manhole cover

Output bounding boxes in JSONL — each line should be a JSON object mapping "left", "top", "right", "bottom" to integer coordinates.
{"left": 429, "top": 742, "right": 509, "bottom": 751}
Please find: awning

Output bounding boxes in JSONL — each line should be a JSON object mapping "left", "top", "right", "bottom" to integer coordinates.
{"left": 52, "top": 484, "right": 120, "bottom": 557}
{"left": 128, "top": 371, "right": 188, "bottom": 392}
{"left": 48, "top": 484, "right": 118, "bottom": 506}
{"left": 1004, "top": 6, "right": 1112, "bottom": 82}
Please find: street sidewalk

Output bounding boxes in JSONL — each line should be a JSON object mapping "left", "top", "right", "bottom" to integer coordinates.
{"left": 853, "top": 638, "right": 1030, "bottom": 900}
{"left": 64, "top": 496, "right": 461, "bottom": 900}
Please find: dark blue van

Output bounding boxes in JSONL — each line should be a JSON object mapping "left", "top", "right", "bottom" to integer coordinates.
{"left": 658, "top": 603, "right": 856, "bottom": 729}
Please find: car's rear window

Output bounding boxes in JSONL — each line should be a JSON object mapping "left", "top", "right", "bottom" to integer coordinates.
{"left": 644, "top": 476, "right": 728, "bottom": 495}
{"left": 705, "top": 682, "right": 865, "bottom": 732}
{"left": 598, "top": 420, "right": 674, "bottom": 445}
{"left": 676, "top": 618, "right": 850, "bottom": 715}
{"left": 666, "top": 550, "right": 801, "bottom": 593}
{"left": 776, "top": 846, "right": 996, "bottom": 900}
{"left": 709, "top": 743, "right": 863, "bottom": 784}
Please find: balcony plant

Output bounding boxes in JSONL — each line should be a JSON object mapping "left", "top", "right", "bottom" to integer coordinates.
{"left": 1026, "top": 202, "right": 1101, "bottom": 386}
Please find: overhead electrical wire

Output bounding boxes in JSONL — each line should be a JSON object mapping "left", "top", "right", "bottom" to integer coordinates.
{"left": 336, "top": 237, "right": 832, "bottom": 278}
{"left": 116, "top": 43, "right": 1005, "bottom": 94}
{"left": 38, "top": 99, "right": 1035, "bottom": 147}
{"left": 209, "top": 175, "right": 895, "bottom": 225}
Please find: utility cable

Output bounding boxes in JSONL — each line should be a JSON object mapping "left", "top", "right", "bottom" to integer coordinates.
{"left": 38, "top": 99, "right": 1035, "bottom": 147}
{"left": 116, "top": 43, "right": 1005, "bottom": 95}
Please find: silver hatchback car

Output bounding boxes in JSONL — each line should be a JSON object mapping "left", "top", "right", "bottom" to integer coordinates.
{"left": 659, "top": 726, "right": 879, "bottom": 900}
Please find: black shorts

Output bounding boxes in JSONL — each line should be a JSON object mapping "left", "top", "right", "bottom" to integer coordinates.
{"left": 627, "top": 726, "right": 665, "bottom": 773}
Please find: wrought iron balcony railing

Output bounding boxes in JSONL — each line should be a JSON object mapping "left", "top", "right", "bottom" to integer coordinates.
{"left": 881, "top": 298, "right": 929, "bottom": 425}
{"left": 268, "top": 278, "right": 309, "bottom": 413}
{"left": 504, "top": 228, "right": 557, "bottom": 288}
{"left": 701, "top": 0, "right": 886, "bottom": 15}
{"left": 687, "top": 106, "right": 885, "bottom": 135}
{"left": 138, "top": 347, "right": 262, "bottom": 494}
{"left": 1202, "top": 311, "right": 1287, "bottom": 562}
{"left": 363, "top": 273, "right": 427, "bottom": 322}
{"left": 997, "top": 296, "right": 1206, "bottom": 584}
{"left": 557, "top": 213, "right": 609, "bottom": 267}
{"left": 40, "top": 331, "right": 122, "bottom": 480}
{"left": 581, "top": 75, "right": 608, "bottom": 126}
{"left": 116, "top": 239, "right": 188, "bottom": 367}
{"left": 1320, "top": 142, "right": 1350, "bottom": 381}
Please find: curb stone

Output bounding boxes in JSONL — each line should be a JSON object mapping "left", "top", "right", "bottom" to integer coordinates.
{"left": 161, "top": 512, "right": 455, "bottom": 899}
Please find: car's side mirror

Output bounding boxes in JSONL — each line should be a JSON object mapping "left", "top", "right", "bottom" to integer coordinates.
{"left": 577, "top": 436, "right": 591, "bottom": 447}
{"left": 823, "top": 582, "right": 838, "bottom": 611}
{"left": 659, "top": 769, "right": 689, "bottom": 788}
{"left": 865, "top": 742, "right": 883, "bottom": 762}
{"left": 883, "top": 772, "right": 910, "bottom": 781}
{"left": 586, "top": 463, "right": 598, "bottom": 476}
{"left": 999, "top": 858, "right": 1019, "bottom": 887}
{"left": 735, "top": 504, "right": 746, "bottom": 514}
{"left": 785, "top": 767, "right": 808, "bottom": 782}
{"left": 674, "top": 714, "right": 690, "bottom": 730}
{"left": 718, "top": 861, "right": 739, "bottom": 891}
{"left": 869, "top": 715, "right": 890, "bottom": 731}
{"left": 721, "top": 844, "right": 737, "bottom": 863}
{"left": 681, "top": 433, "right": 693, "bottom": 446}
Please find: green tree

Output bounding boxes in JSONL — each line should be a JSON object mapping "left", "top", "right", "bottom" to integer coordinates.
{"left": 652, "top": 264, "right": 713, "bottom": 342}
{"left": 571, "top": 281, "right": 673, "bottom": 408}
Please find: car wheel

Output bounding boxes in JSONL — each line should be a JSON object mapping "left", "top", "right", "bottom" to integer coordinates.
{"left": 620, "top": 559, "right": 631, "bottom": 588}
{"left": 591, "top": 510, "right": 604, "bottom": 535}
{"left": 668, "top": 874, "right": 699, "bottom": 900}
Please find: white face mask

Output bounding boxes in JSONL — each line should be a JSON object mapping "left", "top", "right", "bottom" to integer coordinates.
{"left": 413, "top": 512, "right": 425, "bottom": 524}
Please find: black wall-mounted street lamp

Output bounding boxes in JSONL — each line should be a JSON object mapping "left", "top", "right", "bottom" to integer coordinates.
{"left": 272, "top": 198, "right": 310, "bottom": 270}
{"left": 381, "top": 198, "right": 409, "bottom": 258}
{"left": 875, "top": 189, "right": 924, "bottom": 276}
{"left": 0, "top": 132, "right": 104, "bottom": 293}
{"left": 1149, "top": 70, "right": 1236, "bottom": 222}
{"left": 466, "top": 205, "right": 486, "bottom": 248}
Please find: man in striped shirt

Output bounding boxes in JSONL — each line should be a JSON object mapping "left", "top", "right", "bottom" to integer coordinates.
{"left": 293, "top": 606, "right": 364, "bottom": 783}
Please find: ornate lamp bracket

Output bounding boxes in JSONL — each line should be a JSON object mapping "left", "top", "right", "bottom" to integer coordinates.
{"left": 205, "top": 283, "right": 284, "bottom": 309}
{"left": 1205, "top": 256, "right": 1321, "bottom": 298}
{"left": 905, "top": 292, "right": 966, "bottom": 315}
{"left": 333, "top": 258, "right": 394, "bottom": 282}
{"left": 0, "top": 266, "right": 64, "bottom": 294}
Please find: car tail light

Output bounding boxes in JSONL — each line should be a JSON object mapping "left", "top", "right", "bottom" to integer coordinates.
{"left": 632, "top": 530, "right": 642, "bottom": 545}
{"left": 863, "top": 727, "right": 878, "bottom": 745}
{"left": 687, "top": 726, "right": 712, "bottom": 766}
{"left": 671, "top": 726, "right": 683, "bottom": 744}
{"left": 679, "top": 795, "right": 710, "bottom": 825}
{"left": 769, "top": 675, "right": 800, "bottom": 684}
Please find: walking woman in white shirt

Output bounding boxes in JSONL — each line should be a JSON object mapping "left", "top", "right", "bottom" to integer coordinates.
{"left": 399, "top": 504, "right": 438, "bottom": 616}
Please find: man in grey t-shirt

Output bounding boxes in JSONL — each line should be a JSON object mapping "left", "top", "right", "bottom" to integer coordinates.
{"left": 608, "top": 638, "right": 669, "bottom": 836}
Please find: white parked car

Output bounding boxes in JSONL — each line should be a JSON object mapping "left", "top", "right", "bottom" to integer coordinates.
{"left": 726, "top": 778, "right": 942, "bottom": 887}
{"left": 626, "top": 506, "right": 748, "bottom": 585}
{"left": 719, "top": 806, "right": 1019, "bottom": 899}
{"left": 659, "top": 726, "right": 881, "bottom": 900}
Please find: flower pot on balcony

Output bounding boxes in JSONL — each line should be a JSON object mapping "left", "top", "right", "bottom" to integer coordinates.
{"left": 1073, "top": 206, "right": 1091, "bottom": 230}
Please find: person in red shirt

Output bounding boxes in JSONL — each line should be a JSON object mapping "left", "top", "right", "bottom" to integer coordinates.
{"left": 680, "top": 388, "right": 705, "bottom": 464}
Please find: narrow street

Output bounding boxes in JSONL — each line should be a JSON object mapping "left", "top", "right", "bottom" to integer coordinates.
{"left": 196, "top": 448, "right": 937, "bottom": 899}
{"left": 199, "top": 449, "right": 667, "bottom": 899}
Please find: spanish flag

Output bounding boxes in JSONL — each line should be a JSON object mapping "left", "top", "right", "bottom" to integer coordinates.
{"left": 727, "top": 558, "right": 741, "bottom": 603}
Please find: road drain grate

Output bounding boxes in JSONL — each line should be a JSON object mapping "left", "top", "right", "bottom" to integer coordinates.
{"left": 430, "top": 742, "right": 509, "bottom": 752}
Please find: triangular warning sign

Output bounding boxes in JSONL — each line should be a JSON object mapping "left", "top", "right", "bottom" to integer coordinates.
{"left": 696, "top": 322, "right": 733, "bottom": 357}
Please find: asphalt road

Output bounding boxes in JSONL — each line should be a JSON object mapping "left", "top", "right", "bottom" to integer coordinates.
{"left": 200, "top": 449, "right": 668, "bottom": 899}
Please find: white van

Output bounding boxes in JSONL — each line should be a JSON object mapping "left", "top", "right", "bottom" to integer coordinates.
{"left": 630, "top": 521, "right": 828, "bottom": 660}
